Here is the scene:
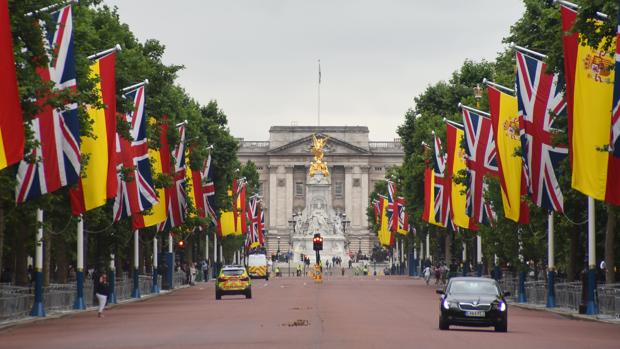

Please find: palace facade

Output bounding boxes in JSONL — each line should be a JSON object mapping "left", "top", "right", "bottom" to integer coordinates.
{"left": 237, "top": 126, "right": 404, "bottom": 256}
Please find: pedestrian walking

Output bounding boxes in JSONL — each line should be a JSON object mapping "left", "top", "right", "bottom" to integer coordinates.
{"left": 423, "top": 265, "right": 431, "bottom": 285}
{"left": 96, "top": 274, "right": 110, "bottom": 318}
{"left": 189, "top": 263, "right": 197, "bottom": 285}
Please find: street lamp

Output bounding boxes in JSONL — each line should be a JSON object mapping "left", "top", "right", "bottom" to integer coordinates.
{"left": 277, "top": 236, "right": 281, "bottom": 261}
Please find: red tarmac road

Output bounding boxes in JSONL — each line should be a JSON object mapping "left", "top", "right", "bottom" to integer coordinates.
{"left": 1, "top": 276, "right": 619, "bottom": 349}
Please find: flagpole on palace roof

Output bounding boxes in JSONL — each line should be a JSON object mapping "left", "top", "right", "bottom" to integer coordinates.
{"left": 317, "top": 59, "right": 321, "bottom": 127}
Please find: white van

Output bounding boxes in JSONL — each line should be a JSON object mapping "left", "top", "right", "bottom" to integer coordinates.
{"left": 247, "top": 253, "right": 269, "bottom": 280}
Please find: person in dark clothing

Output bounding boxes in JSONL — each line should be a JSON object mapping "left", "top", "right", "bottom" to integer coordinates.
{"left": 95, "top": 274, "right": 110, "bottom": 318}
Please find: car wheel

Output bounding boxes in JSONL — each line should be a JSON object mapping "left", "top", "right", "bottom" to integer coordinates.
{"left": 439, "top": 316, "right": 449, "bottom": 330}
{"left": 215, "top": 290, "right": 222, "bottom": 300}
{"left": 246, "top": 288, "right": 252, "bottom": 299}
{"left": 495, "top": 318, "right": 508, "bottom": 332}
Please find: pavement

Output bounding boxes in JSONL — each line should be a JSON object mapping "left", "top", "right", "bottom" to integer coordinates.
{"left": 1, "top": 276, "right": 619, "bottom": 349}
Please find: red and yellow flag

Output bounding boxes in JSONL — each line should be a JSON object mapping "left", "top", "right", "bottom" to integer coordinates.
{"left": 0, "top": 0, "right": 24, "bottom": 170}
{"left": 561, "top": 5, "right": 620, "bottom": 205}
{"left": 378, "top": 197, "right": 393, "bottom": 246}
{"left": 132, "top": 118, "right": 167, "bottom": 229}
{"left": 217, "top": 190, "right": 245, "bottom": 237}
{"left": 446, "top": 121, "right": 477, "bottom": 230}
{"left": 69, "top": 53, "right": 118, "bottom": 215}
{"left": 488, "top": 86, "right": 529, "bottom": 223}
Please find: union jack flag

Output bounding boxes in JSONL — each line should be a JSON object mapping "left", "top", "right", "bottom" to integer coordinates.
{"left": 432, "top": 133, "right": 451, "bottom": 228}
{"left": 612, "top": 7, "right": 620, "bottom": 157}
{"left": 202, "top": 152, "right": 217, "bottom": 226}
{"left": 245, "top": 196, "right": 263, "bottom": 250}
{"left": 397, "top": 196, "right": 409, "bottom": 233}
{"left": 516, "top": 51, "right": 568, "bottom": 212}
{"left": 157, "top": 123, "right": 187, "bottom": 232}
{"left": 386, "top": 180, "right": 397, "bottom": 232}
{"left": 112, "top": 86, "right": 158, "bottom": 222}
{"left": 462, "top": 108, "right": 498, "bottom": 225}
{"left": 16, "top": 5, "right": 80, "bottom": 203}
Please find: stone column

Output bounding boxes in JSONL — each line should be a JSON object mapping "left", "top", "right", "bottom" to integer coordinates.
{"left": 285, "top": 165, "right": 294, "bottom": 249}
{"left": 360, "top": 166, "right": 370, "bottom": 230}
{"left": 268, "top": 166, "right": 277, "bottom": 227}
{"left": 344, "top": 166, "right": 353, "bottom": 222}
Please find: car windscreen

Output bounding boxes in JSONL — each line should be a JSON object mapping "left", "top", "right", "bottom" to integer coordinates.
{"left": 448, "top": 280, "right": 499, "bottom": 296}
{"left": 222, "top": 269, "right": 245, "bottom": 276}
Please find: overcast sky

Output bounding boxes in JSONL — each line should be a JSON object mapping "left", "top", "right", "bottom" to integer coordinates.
{"left": 103, "top": 0, "right": 525, "bottom": 141}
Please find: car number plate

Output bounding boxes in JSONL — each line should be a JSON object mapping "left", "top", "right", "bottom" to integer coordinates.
{"left": 465, "top": 311, "right": 485, "bottom": 317}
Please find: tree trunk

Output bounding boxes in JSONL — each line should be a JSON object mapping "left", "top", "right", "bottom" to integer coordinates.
{"left": 14, "top": 225, "right": 28, "bottom": 286}
{"left": 567, "top": 227, "right": 579, "bottom": 282}
{"left": 43, "top": 231, "right": 51, "bottom": 286}
{"left": 53, "top": 232, "right": 68, "bottom": 283}
{"left": 139, "top": 235, "right": 145, "bottom": 275}
{"left": 605, "top": 205, "right": 616, "bottom": 284}
{"left": 444, "top": 231, "right": 452, "bottom": 265}
{"left": 186, "top": 235, "right": 194, "bottom": 266}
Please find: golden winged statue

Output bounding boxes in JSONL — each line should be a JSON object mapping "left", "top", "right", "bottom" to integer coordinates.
{"left": 309, "top": 134, "right": 330, "bottom": 177}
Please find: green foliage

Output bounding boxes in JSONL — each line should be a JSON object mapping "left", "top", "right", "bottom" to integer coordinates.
{"left": 392, "top": 0, "right": 619, "bottom": 274}
{"left": 1, "top": 0, "right": 252, "bottom": 283}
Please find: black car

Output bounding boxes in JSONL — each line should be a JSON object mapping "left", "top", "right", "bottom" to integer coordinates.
{"left": 436, "top": 277, "right": 510, "bottom": 332}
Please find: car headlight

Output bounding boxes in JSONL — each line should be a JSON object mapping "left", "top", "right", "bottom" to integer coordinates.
{"left": 498, "top": 301, "right": 507, "bottom": 312}
{"left": 442, "top": 299, "right": 450, "bottom": 310}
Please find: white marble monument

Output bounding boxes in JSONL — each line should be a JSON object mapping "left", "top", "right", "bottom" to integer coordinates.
{"left": 289, "top": 135, "right": 348, "bottom": 263}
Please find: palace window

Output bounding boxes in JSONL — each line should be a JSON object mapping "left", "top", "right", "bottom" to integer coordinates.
{"left": 335, "top": 181, "right": 344, "bottom": 198}
{"left": 295, "top": 182, "right": 304, "bottom": 197}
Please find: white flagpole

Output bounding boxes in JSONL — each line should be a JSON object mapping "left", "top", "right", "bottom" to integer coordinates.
{"left": 546, "top": 211, "right": 555, "bottom": 307}
{"left": 31, "top": 209, "right": 45, "bottom": 316}
{"left": 73, "top": 215, "right": 85, "bottom": 309}
{"left": 426, "top": 233, "right": 430, "bottom": 262}
{"left": 477, "top": 233, "right": 482, "bottom": 276}
{"left": 132, "top": 229, "right": 141, "bottom": 298}
{"left": 586, "top": 196, "right": 598, "bottom": 314}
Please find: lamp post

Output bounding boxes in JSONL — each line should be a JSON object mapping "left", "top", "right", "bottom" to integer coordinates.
{"left": 276, "top": 236, "right": 281, "bottom": 260}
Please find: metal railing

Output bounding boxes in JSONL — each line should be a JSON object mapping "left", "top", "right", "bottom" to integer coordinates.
{"left": 0, "top": 272, "right": 187, "bottom": 322}
{"left": 498, "top": 277, "right": 620, "bottom": 318}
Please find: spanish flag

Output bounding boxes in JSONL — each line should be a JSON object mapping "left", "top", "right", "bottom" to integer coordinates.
{"left": 186, "top": 148, "right": 203, "bottom": 218}
{"left": 378, "top": 197, "right": 392, "bottom": 246}
{"left": 217, "top": 190, "right": 245, "bottom": 237}
{"left": 561, "top": 5, "right": 620, "bottom": 205}
{"left": 446, "top": 121, "right": 477, "bottom": 230}
{"left": 0, "top": 0, "right": 24, "bottom": 170}
{"left": 488, "top": 86, "right": 529, "bottom": 223}
{"left": 69, "top": 52, "right": 117, "bottom": 215}
{"left": 132, "top": 118, "right": 167, "bottom": 229}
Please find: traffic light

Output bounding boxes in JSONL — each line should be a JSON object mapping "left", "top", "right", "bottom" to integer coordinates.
{"left": 313, "top": 233, "right": 323, "bottom": 251}
{"left": 178, "top": 240, "right": 185, "bottom": 249}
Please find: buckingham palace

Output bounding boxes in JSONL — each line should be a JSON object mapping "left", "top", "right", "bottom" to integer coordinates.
{"left": 237, "top": 126, "right": 404, "bottom": 257}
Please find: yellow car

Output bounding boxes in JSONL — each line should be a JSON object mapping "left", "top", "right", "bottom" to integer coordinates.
{"left": 216, "top": 265, "right": 252, "bottom": 300}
